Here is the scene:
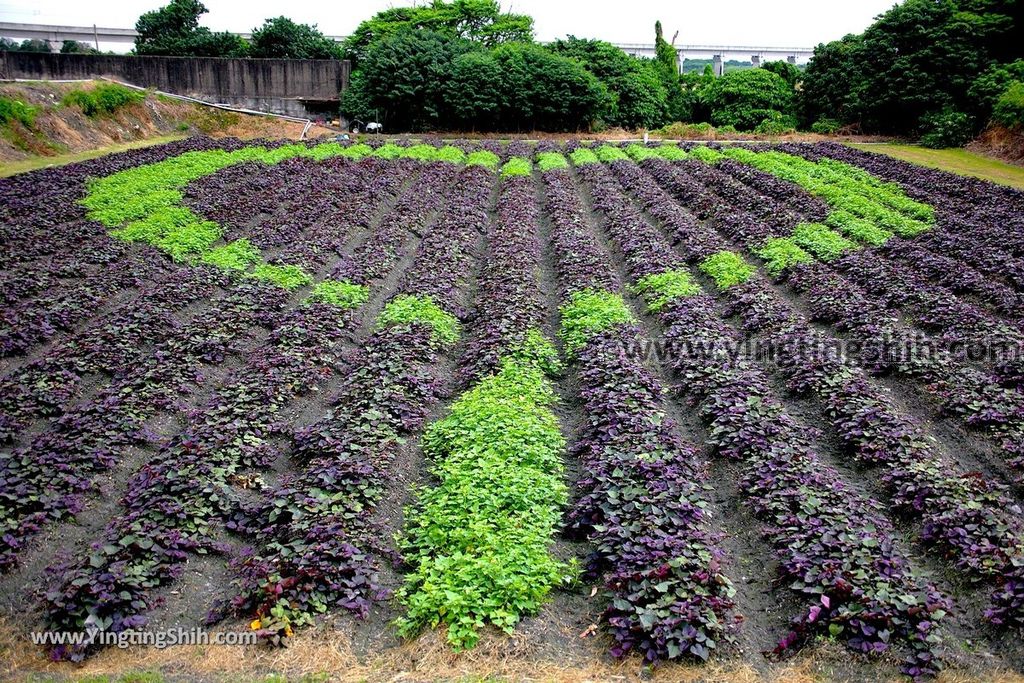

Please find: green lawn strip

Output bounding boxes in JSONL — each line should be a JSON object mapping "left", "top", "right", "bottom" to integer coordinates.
{"left": 847, "top": 143, "right": 1024, "bottom": 191}
{"left": 396, "top": 331, "right": 572, "bottom": 649}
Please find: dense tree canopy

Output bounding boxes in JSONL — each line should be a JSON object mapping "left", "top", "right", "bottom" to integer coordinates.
{"left": 705, "top": 68, "right": 795, "bottom": 130}
{"left": 343, "top": 0, "right": 533, "bottom": 66}
{"left": 549, "top": 37, "right": 668, "bottom": 129}
{"left": 0, "top": 38, "right": 52, "bottom": 53}
{"left": 798, "top": 0, "right": 1023, "bottom": 138}
{"left": 342, "top": 29, "right": 608, "bottom": 132}
{"left": 248, "top": 17, "right": 342, "bottom": 59}
{"left": 653, "top": 20, "right": 687, "bottom": 121}
{"left": 134, "top": 0, "right": 247, "bottom": 57}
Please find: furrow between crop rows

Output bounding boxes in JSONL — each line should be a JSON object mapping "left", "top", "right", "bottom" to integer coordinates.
{"left": 564, "top": 153, "right": 948, "bottom": 678}
{"left": 35, "top": 159, "right": 460, "bottom": 660}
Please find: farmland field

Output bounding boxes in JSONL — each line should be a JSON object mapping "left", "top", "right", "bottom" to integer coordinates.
{"left": 2, "top": 137, "right": 1024, "bottom": 682}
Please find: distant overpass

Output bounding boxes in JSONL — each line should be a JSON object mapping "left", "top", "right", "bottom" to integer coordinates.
{"left": 614, "top": 43, "right": 815, "bottom": 73}
{"left": 0, "top": 21, "right": 814, "bottom": 74}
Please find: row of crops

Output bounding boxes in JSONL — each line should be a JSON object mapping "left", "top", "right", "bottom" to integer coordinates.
{"left": 2, "top": 135, "right": 1024, "bottom": 679}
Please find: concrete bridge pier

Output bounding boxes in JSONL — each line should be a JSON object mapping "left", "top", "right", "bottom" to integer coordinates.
{"left": 712, "top": 54, "right": 723, "bottom": 76}
{"left": 787, "top": 55, "right": 797, "bottom": 64}
{"left": 751, "top": 54, "right": 761, "bottom": 67}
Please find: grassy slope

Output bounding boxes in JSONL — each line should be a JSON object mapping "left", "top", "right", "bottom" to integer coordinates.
{"left": 0, "top": 134, "right": 186, "bottom": 178}
{"left": 847, "top": 142, "right": 1024, "bottom": 190}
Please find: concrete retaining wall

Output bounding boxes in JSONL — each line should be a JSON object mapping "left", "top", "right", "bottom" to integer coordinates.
{"left": 0, "top": 51, "right": 349, "bottom": 118}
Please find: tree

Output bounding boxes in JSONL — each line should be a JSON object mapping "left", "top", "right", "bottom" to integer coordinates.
{"left": 549, "top": 37, "right": 667, "bottom": 129}
{"left": 653, "top": 20, "right": 686, "bottom": 122}
{"left": 798, "top": 0, "right": 1020, "bottom": 136}
{"left": 445, "top": 50, "right": 505, "bottom": 128}
{"left": 760, "top": 60, "right": 800, "bottom": 88}
{"left": 341, "top": 28, "right": 609, "bottom": 133}
{"left": 797, "top": 34, "right": 862, "bottom": 128}
{"left": 343, "top": 0, "right": 533, "bottom": 67}
{"left": 705, "top": 68, "right": 795, "bottom": 130}
{"left": 11, "top": 39, "right": 52, "bottom": 53}
{"left": 248, "top": 17, "right": 342, "bottom": 59}
{"left": 60, "top": 40, "right": 99, "bottom": 54}
{"left": 341, "top": 29, "right": 474, "bottom": 131}
{"left": 993, "top": 81, "right": 1024, "bottom": 129}
{"left": 135, "top": 0, "right": 248, "bottom": 57}
{"left": 489, "top": 42, "right": 610, "bottom": 131}
{"left": 969, "top": 59, "right": 1024, "bottom": 118}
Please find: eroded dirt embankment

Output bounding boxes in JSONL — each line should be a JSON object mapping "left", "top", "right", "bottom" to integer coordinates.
{"left": 0, "top": 80, "right": 333, "bottom": 163}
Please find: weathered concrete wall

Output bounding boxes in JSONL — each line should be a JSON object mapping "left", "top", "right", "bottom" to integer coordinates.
{"left": 0, "top": 52, "right": 349, "bottom": 118}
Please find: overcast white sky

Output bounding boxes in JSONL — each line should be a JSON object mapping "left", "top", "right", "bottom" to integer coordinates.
{"left": 0, "top": 0, "right": 898, "bottom": 47}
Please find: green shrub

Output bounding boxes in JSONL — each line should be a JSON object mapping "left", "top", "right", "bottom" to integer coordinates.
{"left": 62, "top": 83, "right": 145, "bottom": 117}
{"left": 993, "top": 81, "right": 1024, "bottom": 130}
{"left": 378, "top": 294, "right": 460, "bottom": 345}
{"left": 558, "top": 288, "right": 635, "bottom": 355}
{"left": 306, "top": 279, "right": 369, "bottom": 309}
{"left": 500, "top": 157, "right": 532, "bottom": 178}
{"left": 536, "top": 152, "right": 569, "bottom": 172}
{"left": 753, "top": 111, "right": 798, "bottom": 135}
{"left": 0, "top": 96, "right": 38, "bottom": 128}
{"left": 810, "top": 118, "right": 842, "bottom": 134}
{"left": 653, "top": 121, "right": 714, "bottom": 138}
{"left": 249, "top": 264, "right": 313, "bottom": 289}
{"left": 753, "top": 238, "right": 813, "bottom": 276}
{"left": 630, "top": 268, "right": 701, "bottom": 311}
{"left": 699, "top": 251, "right": 755, "bottom": 288}
{"left": 919, "top": 109, "right": 974, "bottom": 148}
{"left": 705, "top": 69, "right": 795, "bottom": 131}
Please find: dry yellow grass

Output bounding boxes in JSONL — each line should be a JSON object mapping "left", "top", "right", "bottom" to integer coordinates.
{"left": 3, "top": 624, "right": 1022, "bottom": 683}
